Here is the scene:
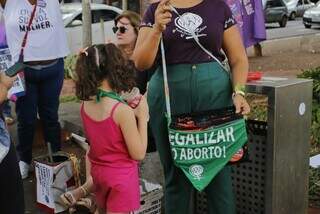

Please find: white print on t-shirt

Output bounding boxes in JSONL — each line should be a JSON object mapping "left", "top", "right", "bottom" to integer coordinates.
{"left": 242, "top": 0, "right": 254, "bottom": 15}
{"left": 18, "top": 7, "right": 52, "bottom": 32}
{"left": 37, "top": 0, "right": 47, "bottom": 8}
{"left": 224, "top": 17, "right": 236, "bottom": 29}
{"left": 173, "top": 12, "right": 207, "bottom": 40}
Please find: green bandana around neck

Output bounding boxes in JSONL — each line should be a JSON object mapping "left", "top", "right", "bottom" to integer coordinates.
{"left": 96, "top": 88, "right": 126, "bottom": 103}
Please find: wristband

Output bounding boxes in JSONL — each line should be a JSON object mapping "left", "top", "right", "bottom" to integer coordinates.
{"left": 234, "top": 84, "right": 246, "bottom": 93}
{"left": 232, "top": 91, "right": 245, "bottom": 99}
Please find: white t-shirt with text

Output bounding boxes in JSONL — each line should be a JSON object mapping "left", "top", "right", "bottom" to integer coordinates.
{"left": 2, "top": 0, "right": 69, "bottom": 62}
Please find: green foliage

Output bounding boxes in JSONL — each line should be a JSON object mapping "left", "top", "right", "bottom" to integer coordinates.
{"left": 59, "top": 95, "right": 79, "bottom": 103}
{"left": 298, "top": 67, "right": 320, "bottom": 145}
{"left": 298, "top": 67, "right": 320, "bottom": 208}
{"left": 246, "top": 94, "right": 268, "bottom": 121}
{"left": 309, "top": 167, "right": 320, "bottom": 208}
{"left": 64, "top": 54, "right": 78, "bottom": 80}
{"left": 298, "top": 67, "right": 320, "bottom": 101}
{"left": 311, "top": 101, "right": 320, "bottom": 146}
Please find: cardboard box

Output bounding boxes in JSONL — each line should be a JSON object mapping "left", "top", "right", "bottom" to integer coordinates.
{"left": 34, "top": 152, "right": 79, "bottom": 213}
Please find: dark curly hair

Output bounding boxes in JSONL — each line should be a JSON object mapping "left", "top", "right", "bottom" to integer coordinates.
{"left": 75, "top": 43, "right": 136, "bottom": 101}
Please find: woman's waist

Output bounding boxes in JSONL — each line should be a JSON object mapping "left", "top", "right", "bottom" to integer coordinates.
{"left": 153, "top": 61, "right": 227, "bottom": 80}
{"left": 25, "top": 59, "right": 58, "bottom": 66}
{"left": 24, "top": 58, "right": 62, "bottom": 70}
{"left": 157, "top": 61, "right": 224, "bottom": 72}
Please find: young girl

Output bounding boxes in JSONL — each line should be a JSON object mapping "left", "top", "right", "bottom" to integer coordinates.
{"left": 75, "top": 43, "right": 149, "bottom": 214}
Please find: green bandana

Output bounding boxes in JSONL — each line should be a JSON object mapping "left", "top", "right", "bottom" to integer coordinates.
{"left": 168, "top": 118, "right": 247, "bottom": 191}
{"left": 96, "top": 89, "right": 126, "bottom": 103}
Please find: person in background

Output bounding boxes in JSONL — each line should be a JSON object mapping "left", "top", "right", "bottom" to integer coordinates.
{"left": 0, "top": 0, "right": 69, "bottom": 179}
{"left": 132, "top": 0, "right": 250, "bottom": 213}
{"left": 113, "top": 10, "right": 156, "bottom": 95}
{"left": 0, "top": 73, "right": 25, "bottom": 214}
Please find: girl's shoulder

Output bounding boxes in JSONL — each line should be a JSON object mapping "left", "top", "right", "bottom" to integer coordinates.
{"left": 112, "top": 102, "right": 134, "bottom": 124}
{"left": 81, "top": 100, "right": 128, "bottom": 123}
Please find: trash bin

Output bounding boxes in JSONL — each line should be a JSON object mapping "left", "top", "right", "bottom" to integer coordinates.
{"left": 195, "top": 77, "right": 312, "bottom": 214}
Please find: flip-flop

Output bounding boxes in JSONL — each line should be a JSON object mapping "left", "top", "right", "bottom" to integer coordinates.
{"left": 60, "top": 186, "right": 89, "bottom": 207}
{"left": 60, "top": 191, "right": 77, "bottom": 207}
{"left": 74, "top": 195, "right": 97, "bottom": 213}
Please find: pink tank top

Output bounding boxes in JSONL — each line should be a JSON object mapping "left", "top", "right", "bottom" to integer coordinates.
{"left": 81, "top": 102, "right": 137, "bottom": 168}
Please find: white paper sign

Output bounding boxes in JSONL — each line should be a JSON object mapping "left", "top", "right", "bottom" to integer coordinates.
{"left": 35, "top": 155, "right": 76, "bottom": 213}
{"left": 35, "top": 162, "right": 55, "bottom": 209}
{"left": 0, "top": 47, "right": 25, "bottom": 101}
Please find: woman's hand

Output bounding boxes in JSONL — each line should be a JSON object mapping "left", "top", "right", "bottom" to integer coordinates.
{"left": 133, "top": 95, "right": 149, "bottom": 122}
{"left": 233, "top": 94, "right": 250, "bottom": 115}
{"left": 0, "top": 73, "right": 16, "bottom": 103}
{"left": 154, "top": 0, "right": 172, "bottom": 33}
{"left": 0, "top": 73, "right": 16, "bottom": 89}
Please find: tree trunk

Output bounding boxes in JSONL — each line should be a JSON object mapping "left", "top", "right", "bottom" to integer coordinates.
{"left": 82, "top": 0, "right": 92, "bottom": 48}
{"left": 122, "top": 0, "right": 128, "bottom": 10}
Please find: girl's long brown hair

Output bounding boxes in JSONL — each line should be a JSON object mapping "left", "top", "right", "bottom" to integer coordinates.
{"left": 75, "top": 43, "right": 136, "bottom": 101}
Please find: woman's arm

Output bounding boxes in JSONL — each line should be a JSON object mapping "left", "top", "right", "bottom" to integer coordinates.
{"left": 132, "top": 27, "right": 162, "bottom": 71}
{"left": 0, "top": 83, "right": 8, "bottom": 103}
{"left": 132, "top": 0, "right": 171, "bottom": 71}
{"left": 0, "top": 73, "right": 14, "bottom": 103}
{"left": 222, "top": 26, "right": 250, "bottom": 114}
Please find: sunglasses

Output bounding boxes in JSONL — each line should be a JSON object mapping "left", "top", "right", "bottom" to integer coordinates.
{"left": 112, "top": 26, "right": 128, "bottom": 34}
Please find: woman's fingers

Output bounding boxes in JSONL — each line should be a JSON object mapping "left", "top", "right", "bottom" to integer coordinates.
{"left": 155, "top": 0, "right": 172, "bottom": 32}
{"left": 233, "top": 95, "right": 251, "bottom": 115}
{"left": 242, "top": 101, "right": 251, "bottom": 115}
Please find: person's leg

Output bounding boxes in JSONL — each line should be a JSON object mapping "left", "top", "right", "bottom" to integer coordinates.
{"left": 15, "top": 67, "right": 39, "bottom": 165}
{"left": 205, "top": 166, "right": 236, "bottom": 214}
{"left": 0, "top": 143, "right": 25, "bottom": 214}
{"left": 84, "top": 149, "right": 94, "bottom": 191}
{"left": 61, "top": 150, "right": 94, "bottom": 207}
{"left": 147, "top": 66, "right": 194, "bottom": 214}
{"left": 38, "top": 59, "right": 64, "bottom": 153}
{"left": 193, "top": 62, "right": 235, "bottom": 214}
{"left": 150, "top": 115, "right": 194, "bottom": 214}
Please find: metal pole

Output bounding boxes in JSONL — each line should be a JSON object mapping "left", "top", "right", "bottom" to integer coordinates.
{"left": 82, "top": 0, "right": 92, "bottom": 48}
{"left": 100, "top": 18, "right": 106, "bottom": 43}
{"left": 122, "top": 0, "right": 128, "bottom": 10}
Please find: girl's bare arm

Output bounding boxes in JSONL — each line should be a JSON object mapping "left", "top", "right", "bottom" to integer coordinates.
{"left": 116, "top": 104, "right": 148, "bottom": 161}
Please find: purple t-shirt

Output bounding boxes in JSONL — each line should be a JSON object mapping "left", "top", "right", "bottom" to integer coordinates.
{"left": 141, "top": 0, "right": 236, "bottom": 65}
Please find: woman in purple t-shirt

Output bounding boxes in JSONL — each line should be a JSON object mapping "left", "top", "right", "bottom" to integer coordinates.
{"left": 133, "top": 0, "right": 250, "bottom": 213}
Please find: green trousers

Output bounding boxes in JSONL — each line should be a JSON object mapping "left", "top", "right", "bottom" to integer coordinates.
{"left": 147, "top": 62, "right": 236, "bottom": 214}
